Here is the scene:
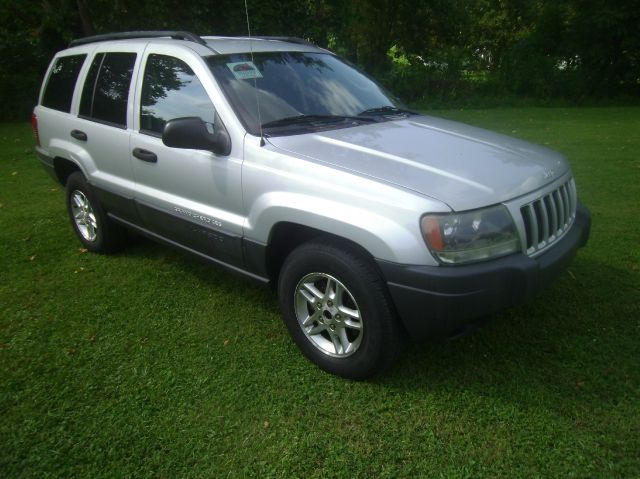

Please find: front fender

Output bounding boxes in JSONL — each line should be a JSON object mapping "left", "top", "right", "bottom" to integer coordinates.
{"left": 246, "top": 191, "right": 438, "bottom": 265}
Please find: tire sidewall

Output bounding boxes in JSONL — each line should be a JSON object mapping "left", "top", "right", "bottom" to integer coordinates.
{"left": 278, "top": 243, "right": 394, "bottom": 379}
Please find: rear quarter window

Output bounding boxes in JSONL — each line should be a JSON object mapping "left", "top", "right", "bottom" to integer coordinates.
{"left": 41, "top": 54, "right": 87, "bottom": 112}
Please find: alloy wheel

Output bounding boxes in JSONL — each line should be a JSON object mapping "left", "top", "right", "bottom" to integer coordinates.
{"left": 294, "top": 272, "right": 363, "bottom": 357}
{"left": 70, "top": 190, "right": 98, "bottom": 242}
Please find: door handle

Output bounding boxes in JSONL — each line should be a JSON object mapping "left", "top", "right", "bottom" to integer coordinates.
{"left": 132, "top": 148, "right": 158, "bottom": 163}
{"left": 70, "top": 129, "right": 87, "bottom": 141}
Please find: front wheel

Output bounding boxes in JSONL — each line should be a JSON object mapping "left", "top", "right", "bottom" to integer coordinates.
{"left": 278, "top": 239, "right": 402, "bottom": 379}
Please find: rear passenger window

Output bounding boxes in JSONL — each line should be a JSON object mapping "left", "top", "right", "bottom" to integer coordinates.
{"left": 140, "top": 54, "right": 215, "bottom": 135}
{"left": 79, "top": 53, "right": 104, "bottom": 118}
{"left": 41, "top": 55, "right": 86, "bottom": 112}
{"left": 79, "top": 52, "right": 136, "bottom": 128}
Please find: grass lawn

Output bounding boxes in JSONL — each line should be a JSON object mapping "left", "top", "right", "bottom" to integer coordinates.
{"left": 1, "top": 107, "right": 638, "bottom": 478}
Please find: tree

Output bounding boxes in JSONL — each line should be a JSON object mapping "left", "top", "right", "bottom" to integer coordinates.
{"left": 0, "top": 0, "right": 638, "bottom": 120}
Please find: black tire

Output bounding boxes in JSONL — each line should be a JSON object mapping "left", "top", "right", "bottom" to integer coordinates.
{"left": 65, "top": 171, "right": 126, "bottom": 253}
{"left": 278, "top": 239, "right": 402, "bottom": 379}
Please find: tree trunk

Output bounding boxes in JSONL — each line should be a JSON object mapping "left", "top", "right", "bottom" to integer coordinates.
{"left": 76, "top": 0, "right": 94, "bottom": 36}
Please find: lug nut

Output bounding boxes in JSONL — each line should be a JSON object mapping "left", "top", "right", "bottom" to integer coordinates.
{"left": 330, "top": 324, "right": 336, "bottom": 331}
{"left": 335, "top": 314, "right": 341, "bottom": 320}
{"left": 327, "top": 300, "right": 333, "bottom": 307}
{"left": 316, "top": 302, "right": 322, "bottom": 309}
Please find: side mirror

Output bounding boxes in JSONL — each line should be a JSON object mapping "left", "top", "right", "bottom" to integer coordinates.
{"left": 162, "top": 116, "right": 231, "bottom": 156}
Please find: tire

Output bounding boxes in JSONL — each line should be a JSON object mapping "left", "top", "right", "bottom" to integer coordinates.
{"left": 65, "top": 171, "right": 125, "bottom": 253}
{"left": 278, "top": 239, "right": 402, "bottom": 379}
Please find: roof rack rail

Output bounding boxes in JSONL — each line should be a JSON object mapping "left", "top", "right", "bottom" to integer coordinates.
{"left": 254, "top": 36, "right": 317, "bottom": 48}
{"left": 69, "top": 31, "right": 206, "bottom": 47}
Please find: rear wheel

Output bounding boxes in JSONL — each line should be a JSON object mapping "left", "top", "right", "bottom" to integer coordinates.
{"left": 278, "top": 239, "right": 402, "bottom": 379}
{"left": 65, "top": 171, "right": 125, "bottom": 253}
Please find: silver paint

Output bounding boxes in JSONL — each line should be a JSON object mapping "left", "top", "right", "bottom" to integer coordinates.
{"left": 36, "top": 36, "right": 580, "bottom": 269}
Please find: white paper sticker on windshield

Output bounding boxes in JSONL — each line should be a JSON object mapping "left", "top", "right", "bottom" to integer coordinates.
{"left": 226, "top": 61, "right": 263, "bottom": 80}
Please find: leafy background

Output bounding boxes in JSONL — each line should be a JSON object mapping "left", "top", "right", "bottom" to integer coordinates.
{"left": 1, "top": 0, "right": 639, "bottom": 120}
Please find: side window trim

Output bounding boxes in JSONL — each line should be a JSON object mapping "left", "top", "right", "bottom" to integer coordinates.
{"left": 139, "top": 128, "right": 163, "bottom": 138}
{"left": 68, "top": 45, "right": 98, "bottom": 114}
{"left": 77, "top": 51, "right": 137, "bottom": 129}
{"left": 79, "top": 53, "right": 130, "bottom": 129}
{"left": 80, "top": 52, "right": 106, "bottom": 120}
{"left": 138, "top": 53, "right": 216, "bottom": 137}
{"left": 78, "top": 55, "right": 128, "bottom": 130}
{"left": 78, "top": 115, "right": 129, "bottom": 130}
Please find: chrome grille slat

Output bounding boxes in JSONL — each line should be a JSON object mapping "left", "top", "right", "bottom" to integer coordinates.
{"left": 525, "top": 204, "right": 538, "bottom": 250}
{"left": 570, "top": 180, "right": 578, "bottom": 213}
{"left": 555, "top": 189, "right": 565, "bottom": 229}
{"left": 565, "top": 183, "right": 573, "bottom": 215}
{"left": 561, "top": 184, "right": 571, "bottom": 225}
{"left": 538, "top": 199, "right": 549, "bottom": 246}
{"left": 546, "top": 195, "right": 558, "bottom": 236}
{"left": 520, "top": 179, "right": 577, "bottom": 256}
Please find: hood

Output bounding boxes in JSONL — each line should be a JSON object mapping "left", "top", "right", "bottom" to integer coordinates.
{"left": 267, "top": 115, "right": 569, "bottom": 211}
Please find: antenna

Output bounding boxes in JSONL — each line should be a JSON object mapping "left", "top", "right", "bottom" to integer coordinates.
{"left": 244, "top": 0, "right": 265, "bottom": 146}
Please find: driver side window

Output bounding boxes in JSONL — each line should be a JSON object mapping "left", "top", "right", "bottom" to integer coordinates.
{"left": 140, "top": 54, "right": 215, "bottom": 135}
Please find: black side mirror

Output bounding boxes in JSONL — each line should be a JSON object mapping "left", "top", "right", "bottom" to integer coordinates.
{"left": 162, "top": 115, "right": 231, "bottom": 156}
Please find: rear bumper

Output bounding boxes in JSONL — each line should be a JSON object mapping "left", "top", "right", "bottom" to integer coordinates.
{"left": 36, "top": 148, "right": 58, "bottom": 183}
{"left": 377, "top": 202, "right": 591, "bottom": 340}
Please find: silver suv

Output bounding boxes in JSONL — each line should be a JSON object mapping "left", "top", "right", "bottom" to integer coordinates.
{"left": 33, "top": 31, "right": 591, "bottom": 378}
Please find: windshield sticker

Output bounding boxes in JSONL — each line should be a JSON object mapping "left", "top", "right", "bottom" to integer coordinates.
{"left": 226, "top": 61, "right": 263, "bottom": 80}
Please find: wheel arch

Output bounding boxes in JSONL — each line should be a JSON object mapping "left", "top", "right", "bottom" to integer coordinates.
{"left": 53, "top": 156, "right": 83, "bottom": 186}
{"left": 247, "top": 192, "right": 434, "bottom": 282}
{"left": 264, "top": 222, "right": 383, "bottom": 284}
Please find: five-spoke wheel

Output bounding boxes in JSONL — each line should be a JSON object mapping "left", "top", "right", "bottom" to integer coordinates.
{"left": 279, "top": 239, "right": 402, "bottom": 379}
{"left": 70, "top": 190, "right": 98, "bottom": 242}
{"left": 295, "top": 272, "right": 363, "bottom": 357}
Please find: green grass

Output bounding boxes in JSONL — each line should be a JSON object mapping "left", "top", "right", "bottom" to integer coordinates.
{"left": 1, "top": 107, "right": 639, "bottom": 478}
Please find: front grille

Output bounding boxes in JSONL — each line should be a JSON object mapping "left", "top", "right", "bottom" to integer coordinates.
{"left": 520, "top": 179, "right": 577, "bottom": 255}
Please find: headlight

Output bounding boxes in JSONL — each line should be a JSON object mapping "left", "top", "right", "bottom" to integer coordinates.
{"left": 421, "top": 205, "right": 521, "bottom": 264}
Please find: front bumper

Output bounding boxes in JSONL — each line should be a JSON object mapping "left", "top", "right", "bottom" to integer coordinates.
{"left": 377, "top": 201, "right": 591, "bottom": 340}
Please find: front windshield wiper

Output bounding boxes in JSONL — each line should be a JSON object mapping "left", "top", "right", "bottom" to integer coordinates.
{"left": 261, "top": 114, "right": 375, "bottom": 129}
{"left": 357, "top": 106, "right": 415, "bottom": 117}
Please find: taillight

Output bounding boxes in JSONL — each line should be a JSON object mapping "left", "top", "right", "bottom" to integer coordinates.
{"left": 31, "top": 112, "right": 40, "bottom": 147}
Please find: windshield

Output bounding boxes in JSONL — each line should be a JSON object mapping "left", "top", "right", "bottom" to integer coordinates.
{"left": 207, "top": 52, "right": 402, "bottom": 135}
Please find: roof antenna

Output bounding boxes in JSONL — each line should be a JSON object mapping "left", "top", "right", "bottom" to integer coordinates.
{"left": 244, "top": 0, "right": 265, "bottom": 146}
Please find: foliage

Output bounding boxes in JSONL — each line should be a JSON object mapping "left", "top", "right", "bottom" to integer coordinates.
{"left": 1, "top": 108, "right": 640, "bottom": 476}
{"left": 0, "top": 0, "right": 638, "bottom": 120}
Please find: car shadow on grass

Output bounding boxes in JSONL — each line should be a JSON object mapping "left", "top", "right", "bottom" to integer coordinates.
{"left": 117, "top": 238, "right": 637, "bottom": 414}
{"left": 118, "top": 234, "right": 277, "bottom": 309}
{"left": 377, "top": 257, "right": 638, "bottom": 415}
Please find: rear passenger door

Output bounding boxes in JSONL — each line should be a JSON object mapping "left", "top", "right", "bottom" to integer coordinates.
{"left": 129, "top": 45, "right": 244, "bottom": 266}
{"left": 36, "top": 52, "right": 88, "bottom": 163}
{"left": 70, "top": 44, "right": 145, "bottom": 223}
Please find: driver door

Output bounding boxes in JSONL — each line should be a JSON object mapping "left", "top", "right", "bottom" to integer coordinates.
{"left": 129, "top": 46, "right": 244, "bottom": 265}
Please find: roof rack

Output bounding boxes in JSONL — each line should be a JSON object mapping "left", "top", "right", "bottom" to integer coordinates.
{"left": 254, "top": 36, "right": 318, "bottom": 48}
{"left": 69, "top": 31, "right": 206, "bottom": 47}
